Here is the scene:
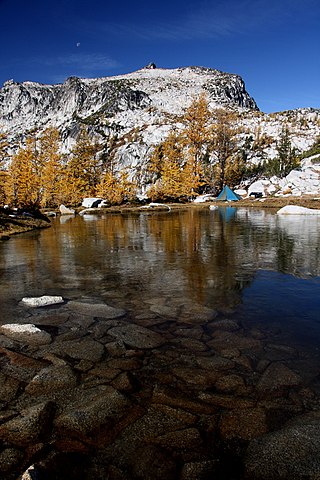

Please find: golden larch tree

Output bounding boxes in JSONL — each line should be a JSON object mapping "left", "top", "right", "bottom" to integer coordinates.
{"left": 180, "top": 93, "right": 212, "bottom": 195}
{"left": 62, "top": 128, "right": 101, "bottom": 205}
{"left": 38, "top": 127, "right": 63, "bottom": 207}
{"left": 96, "top": 169, "right": 137, "bottom": 205}
{"left": 5, "top": 137, "right": 40, "bottom": 208}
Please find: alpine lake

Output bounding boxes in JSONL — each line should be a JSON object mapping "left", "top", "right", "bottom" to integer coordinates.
{"left": 0, "top": 205, "right": 320, "bottom": 480}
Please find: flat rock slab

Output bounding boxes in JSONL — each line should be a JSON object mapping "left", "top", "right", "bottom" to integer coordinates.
{"left": 0, "top": 401, "right": 55, "bottom": 447}
{"left": 0, "top": 347, "right": 48, "bottom": 383}
{"left": 108, "top": 324, "right": 165, "bottom": 349}
{"left": 67, "top": 301, "right": 126, "bottom": 319}
{"left": 0, "top": 324, "right": 51, "bottom": 345}
{"left": 25, "top": 365, "right": 78, "bottom": 395}
{"left": 245, "top": 412, "right": 320, "bottom": 480}
{"left": 54, "top": 385, "right": 129, "bottom": 437}
{"left": 21, "top": 296, "right": 64, "bottom": 307}
{"left": 257, "top": 362, "right": 302, "bottom": 395}
{"left": 46, "top": 339, "right": 104, "bottom": 363}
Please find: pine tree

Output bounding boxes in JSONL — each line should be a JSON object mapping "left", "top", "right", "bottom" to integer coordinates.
{"left": 264, "top": 125, "right": 300, "bottom": 178}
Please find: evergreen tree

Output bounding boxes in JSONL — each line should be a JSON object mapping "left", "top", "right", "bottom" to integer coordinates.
{"left": 264, "top": 125, "right": 300, "bottom": 178}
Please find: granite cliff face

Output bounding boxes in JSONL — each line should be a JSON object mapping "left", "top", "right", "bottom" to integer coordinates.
{"left": 0, "top": 65, "right": 319, "bottom": 191}
{"left": 0, "top": 66, "right": 257, "bottom": 136}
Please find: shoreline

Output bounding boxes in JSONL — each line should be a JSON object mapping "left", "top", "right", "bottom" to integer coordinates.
{"left": 1, "top": 195, "right": 320, "bottom": 239}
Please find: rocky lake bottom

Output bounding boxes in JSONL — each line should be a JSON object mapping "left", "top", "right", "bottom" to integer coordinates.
{"left": 0, "top": 293, "right": 320, "bottom": 480}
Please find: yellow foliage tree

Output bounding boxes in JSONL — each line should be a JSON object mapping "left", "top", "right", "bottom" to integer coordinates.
{"left": 148, "top": 95, "right": 213, "bottom": 200}
{"left": 5, "top": 137, "right": 40, "bottom": 208}
{"left": 148, "top": 130, "right": 185, "bottom": 200}
{"left": 181, "top": 93, "right": 212, "bottom": 194}
{"left": 96, "top": 169, "right": 137, "bottom": 205}
{"left": 0, "top": 132, "right": 9, "bottom": 206}
{"left": 62, "top": 128, "right": 101, "bottom": 205}
{"left": 38, "top": 127, "right": 63, "bottom": 207}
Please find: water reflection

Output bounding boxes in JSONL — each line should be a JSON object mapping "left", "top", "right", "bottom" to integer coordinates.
{"left": 0, "top": 207, "right": 320, "bottom": 317}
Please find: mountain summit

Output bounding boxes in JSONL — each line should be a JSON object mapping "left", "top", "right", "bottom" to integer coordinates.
{"left": 0, "top": 65, "right": 258, "bottom": 136}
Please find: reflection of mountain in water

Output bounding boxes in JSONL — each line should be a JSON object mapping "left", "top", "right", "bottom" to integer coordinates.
{"left": 236, "top": 208, "right": 320, "bottom": 277}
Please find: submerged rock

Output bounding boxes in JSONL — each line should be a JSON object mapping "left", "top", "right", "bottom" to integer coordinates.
{"left": 54, "top": 385, "right": 129, "bottom": 438}
{"left": 0, "top": 401, "right": 55, "bottom": 447}
{"left": 257, "top": 362, "right": 302, "bottom": 396}
{"left": 67, "top": 300, "right": 126, "bottom": 319}
{"left": 25, "top": 364, "right": 78, "bottom": 395}
{"left": 245, "top": 412, "right": 320, "bottom": 479}
{"left": 108, "top": 324, "right": 165, "bottom": 349}
{"left": 0, "top": 324, "right": 51, "bottom": 345}
{"left": 46, "top": 338, "right": 104, "bottom": 363}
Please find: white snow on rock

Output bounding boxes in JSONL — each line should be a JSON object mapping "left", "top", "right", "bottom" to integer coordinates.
{"left": 0, "top": 324, "right": 52, "bottom": 345}
{"left": 277, "top": 205, "right": 320, "bottom": 215}
{"left": 21, "top": 296, "right": 64, "bottom": 307}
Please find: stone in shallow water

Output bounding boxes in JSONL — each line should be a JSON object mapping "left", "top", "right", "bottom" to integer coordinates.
{"left": 67, "top": 300, "right": 126, "bottom": 319}
{"left": 54, "top": 385, "right": 129, "bottom": 437}
{"left": 0, "top": 324, "right": 51, "bottom": 345}
{"left": 245, "top": 412, "right": 320, "bottom": 480}
{"left": 108, "top": 324, "right": 165, "bottom": 349}
{"left": 219, "top": 407, "right": 268, "bottom": 441}
{"left": 45, "top": 338, "right": 104, "bottom": 363}
{"left": 25, "top": 364, "right": 78, "bottom": 395}
{"left": 59, "top": 204, "right": 75, "bottom": 215}
{"left": 0, "top": 347, "right": 48, "bottom": 382}
{"left": 257, "top": 362, "right": 302, "bottom": 396}
{"left": 0, "top": 373, "right": 20, "bottom": 403}
{"left": 0, "top": 401, "right": 55, "bottom": 447}
{"left": 0, "top": 448, "right": 24, "bottom": 474}
{"left": 21, "top": 295, "right": 64, "bottom": 307}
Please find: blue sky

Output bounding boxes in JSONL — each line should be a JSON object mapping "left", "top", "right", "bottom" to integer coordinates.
{"left": 0, "top": 0, "right": 319, "bottom": 113}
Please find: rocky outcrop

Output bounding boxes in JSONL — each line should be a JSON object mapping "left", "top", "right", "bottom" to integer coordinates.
{"left": 1, "top": 65, "right": 320, "bottom": 192}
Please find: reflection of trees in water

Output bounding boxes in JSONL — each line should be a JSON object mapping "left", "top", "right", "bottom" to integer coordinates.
{"left": 2, "top": 209, "right": 320, "bottom": 307}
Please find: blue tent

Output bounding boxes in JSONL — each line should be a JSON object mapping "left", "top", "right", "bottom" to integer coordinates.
{"left": 216, "top": 185, "right": 241, "bottom": 202}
